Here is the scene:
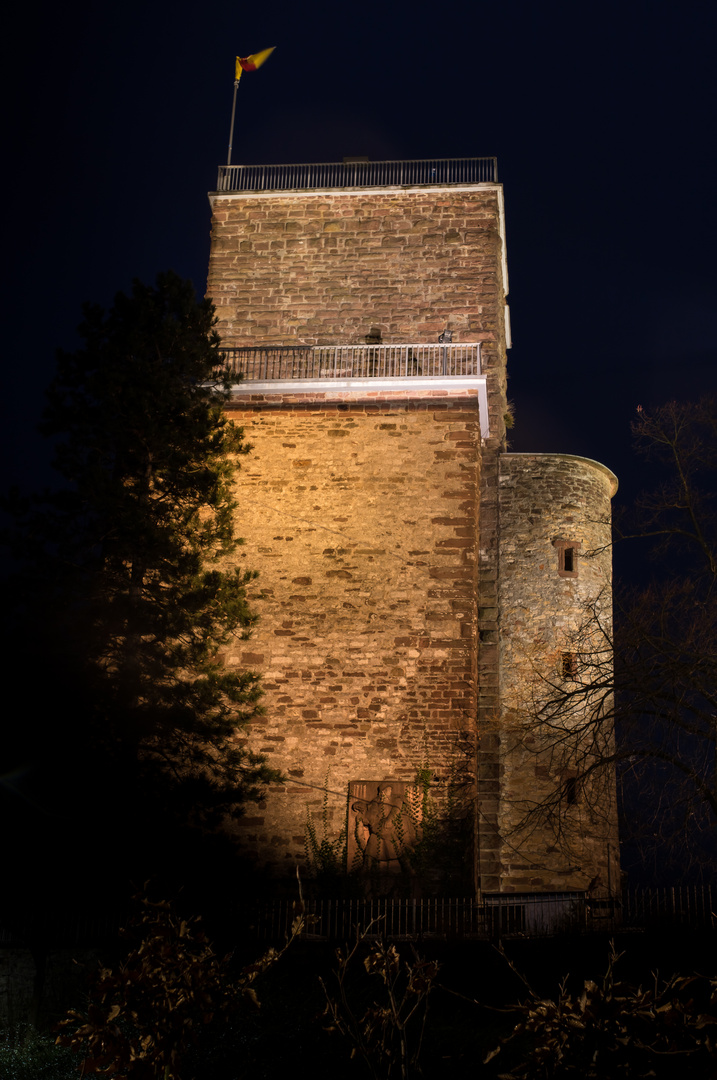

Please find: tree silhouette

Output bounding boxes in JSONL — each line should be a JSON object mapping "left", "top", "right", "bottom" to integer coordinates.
{"left": 3, "top": 273, "right": 275, "bottom": 910}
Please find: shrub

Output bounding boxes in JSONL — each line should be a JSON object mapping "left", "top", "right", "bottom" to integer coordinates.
{"left": 486, "top": 943, "right": 717, "bottom": 1078}
{"left": 321, "top": 923, "right": 439, "bottom": 1079}
{"left": 55, "top": 892, "right": 303, "bottom": 1079}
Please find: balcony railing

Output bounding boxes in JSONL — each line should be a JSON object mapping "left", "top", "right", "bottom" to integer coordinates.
{"left": 218, "top": 343, "right": 482, "bottom": 382}
{"left": 215, "top": 157, "right": 498, "bottom": 193}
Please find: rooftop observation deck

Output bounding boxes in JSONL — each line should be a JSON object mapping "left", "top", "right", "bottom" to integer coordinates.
{"left": 215, "top": 156, "right": 498, "bottom": 193}
{"left": 213, "top": 158, "right": 497, "bottom": 436}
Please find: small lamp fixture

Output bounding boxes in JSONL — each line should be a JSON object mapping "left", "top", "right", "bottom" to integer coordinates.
{"left": 438, "top": 329, "right": 452, "bottom": 344}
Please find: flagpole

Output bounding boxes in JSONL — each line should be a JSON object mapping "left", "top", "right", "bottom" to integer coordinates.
{"left": 226, "top": 49, "right": 274, "bottom": 167}
{"left": 226, "top": 77, "right": 240, "bottom": 166}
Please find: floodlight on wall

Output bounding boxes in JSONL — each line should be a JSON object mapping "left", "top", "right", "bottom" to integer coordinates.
{"left": 437, "top": 329, "right": 452, "bottom": 343}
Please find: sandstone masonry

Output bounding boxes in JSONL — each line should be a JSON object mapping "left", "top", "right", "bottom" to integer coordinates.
{"left": 206, "top": 169, "right": 618, "bottom": 898}
{"left": 497, "top": 453, "right": 620, "bottom": 893}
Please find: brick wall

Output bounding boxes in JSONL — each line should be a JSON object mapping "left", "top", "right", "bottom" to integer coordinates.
{"left": 207, "top": 185, "right": 509, "bottom": 440}
{"left": 208, "top": 187, "right": 505, "bottom": 346}
{"left": 206, "top": 179, "right": 623, "bottom": 896}
{"left": 204, "top": 177, "right": 624, "bottom": 895}
{"left": 205, "top": 181, "right": 511, "bottom": 889}
{"left": 222, "top": 389, "right": 481, "bottom": 885}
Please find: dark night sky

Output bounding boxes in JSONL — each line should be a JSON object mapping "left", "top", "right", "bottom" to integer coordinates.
{"left": 4, "top": 0, "right": 716, "bottom": 522}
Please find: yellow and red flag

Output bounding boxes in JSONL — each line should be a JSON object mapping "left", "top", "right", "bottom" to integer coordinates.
{"left": 235, "top": 48, "right": 275, "bottom": 81}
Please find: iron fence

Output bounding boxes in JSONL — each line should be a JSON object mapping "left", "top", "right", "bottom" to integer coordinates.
{"left": 243, "top": 886, "right": 717, "bottom": 942}
{"left": 484, "top": 892, "right": 590, "bottom": 938}
{"left": 216, "top": 157, "right": 498, "bottom": 192}
{"left": 2, "top": 887, "right": 714, "bottom": 949}
{"left": 218, "top": 343, "right": 482, "bottom": 382}
{"left": 246, "top": 897, "right": 484, "bottom": 942}
{"left": 622, "top": 883, "right": 716, "bottom": 929}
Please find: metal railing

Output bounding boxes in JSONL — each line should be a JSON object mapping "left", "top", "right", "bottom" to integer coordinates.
{"left": 216, "top": 157, "right": 498, "bottom": 192}
{"left": 2, "top": 887, "right": 714, "bottom": 948}
{"left": 218, "top": 343, "right": 482, "bottom": 382}
{"left": 484, "top": 892, "right": 591, "bottom": 938}
{"left": 622, "top": 883, "right": 716, "bottom": 929}
{"left": 247, "top": 897, "right": 485, "bottom": 942}
{"left": 242, "top": 886, "right": 717, "bottom": 943}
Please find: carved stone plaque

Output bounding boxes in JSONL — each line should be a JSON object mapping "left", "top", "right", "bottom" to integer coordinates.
{"left": 348, "top": 780, "right": 423, "bottom": 873}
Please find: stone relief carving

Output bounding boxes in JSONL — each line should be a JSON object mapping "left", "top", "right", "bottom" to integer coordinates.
{"left": 348, "top": 780, "right": 422, "bottom": 872}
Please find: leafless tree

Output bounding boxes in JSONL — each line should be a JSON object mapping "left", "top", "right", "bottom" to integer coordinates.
{"left": 510, "top": 398, "right": 717, "bottom": 882}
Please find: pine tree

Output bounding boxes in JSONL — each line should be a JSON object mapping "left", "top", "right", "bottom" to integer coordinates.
{"left": 5, "top": 272, "right": 274, "bottom": 847}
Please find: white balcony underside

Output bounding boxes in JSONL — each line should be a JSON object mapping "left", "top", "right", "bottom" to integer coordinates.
{"left": 229, "top": 375, "right": 490, "bottom": 438}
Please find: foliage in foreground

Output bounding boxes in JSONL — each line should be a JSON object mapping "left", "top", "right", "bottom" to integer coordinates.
{"left": 6, "top": 914, "right": 716, "bottom": 1080}
{"left": 487, "top": 943, "right": 717, "bottom": 1078}
{"left": 318, "top": 930, "right": 717, "bottom": 1079}
{"left": 55, "top": 893, "right": 304, "bottom": 1079}
{"left": 320, "top": 924, "right": 440, "bottom": 1080}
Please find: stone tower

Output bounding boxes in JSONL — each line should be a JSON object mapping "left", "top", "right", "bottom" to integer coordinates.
{"left": 206, "top": 158, "right": 619, "bottom": 900}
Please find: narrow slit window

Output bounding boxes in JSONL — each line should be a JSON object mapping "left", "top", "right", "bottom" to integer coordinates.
{"left": 553, "top": 538, "right": 581, "bottom": 578}
{"left": 565, "top": 776, "right": 579, "bottom": 805}
{"left": 562, "top": 651, "right": 577, "bottom": 679}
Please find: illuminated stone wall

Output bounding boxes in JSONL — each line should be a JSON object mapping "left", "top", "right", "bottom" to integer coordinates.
{"left": 497, "top": 453, "right": 620, "bottom": 893}
{"left": 206, "top": 182, "right": 510, "bottom": 890}
{"left": 222, "top": 389, "right": 481, "bottom": 884}
{"left": 207, "top": 187, "right": 505, "bottom": 343}
{"left": 206, "top": 178, "right": 619, "bottom": 896}
{"left": 207, "top": 185, "right": 509, "bottom": 443}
